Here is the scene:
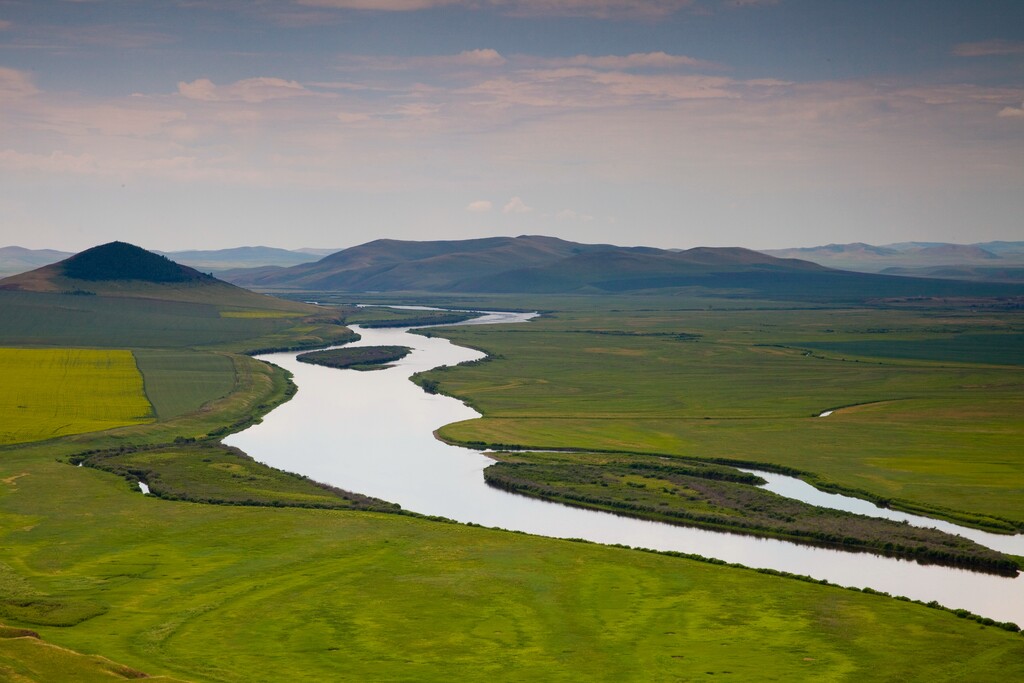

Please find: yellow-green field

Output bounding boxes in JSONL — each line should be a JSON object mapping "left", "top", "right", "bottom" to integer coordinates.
{"left": 0, "top": 348, "right": 152, "bottom": 445}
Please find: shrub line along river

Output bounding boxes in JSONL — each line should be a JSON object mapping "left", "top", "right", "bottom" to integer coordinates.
{"left": 224, "top": 309, "right": 1024, "bottom": 624}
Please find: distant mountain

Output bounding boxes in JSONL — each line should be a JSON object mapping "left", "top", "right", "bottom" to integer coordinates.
{"left": 158, "top": 246, "right": 326, "bottom": 272}
{"left": 0, "top": 241, "right": 315, "bottom": 310}
{"left": 0, "top": 246, "right": 72, "bottom": 278}
{"left": 221, "top": 235, "right": 1024, "bottom": 300}
{"left": 762, "top": 241, "right": 1024, "bottom": 281}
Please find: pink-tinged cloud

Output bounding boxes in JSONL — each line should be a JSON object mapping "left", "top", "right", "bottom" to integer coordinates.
{"left": 0, "top": 20, "right": 12, "bottom": 30}
{"left": 530, "top": 52, "right": 716, "bottom": 70}
{"left": 724, "top": 0, "right": 778, "bottom": 7}
{"left": 177, "top": 77, "right": 312, "bottom": 103}
{"left": 952, "top": 40, "right": 1024, "bottom": 57}
{"left": 0, "top": 149, "right": 96, "bottom": 174}
{"left": 503, "top": 196, "right": 532, "bottom": 213}
{"left": 998, "top": 102, "right": 1024, "bottom": 118}
{"left": 297, "top": 0, "right": 695, "bottom": 18}
{"left": 336, "top": 50, "right": 507, "bottom": 72}
{"left": 297, "top": 0, "right": 462, "bottom": 10}
{"left": 0, "top": 67, "right": 39, "bottom": 99}
{"left": 465, "top": 199, "right": 493, "bottom": 212}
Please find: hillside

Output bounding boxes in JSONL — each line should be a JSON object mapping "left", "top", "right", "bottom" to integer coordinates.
{"left": 223, "top": 235, "right": 1024, "bottom": 300}
{"left": 0, "top": 241, "right": 318, "bottom": 311}
{"left": 0, "top": 244, "right": 334, "bottom": 279}
{"left": 0, "top": 242, "right": 353, "bottom": 352}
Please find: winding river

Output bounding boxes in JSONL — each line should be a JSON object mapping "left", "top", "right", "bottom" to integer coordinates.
{"left": 225, "top": 311, "right": 1024, "bottom": 624}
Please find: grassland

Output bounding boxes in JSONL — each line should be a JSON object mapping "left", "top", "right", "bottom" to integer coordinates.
{"left": 2, "top": 286, "right": 1024, "bottom": 680}
{"left": 75, "top": 443, "right": 398, "bottom": 511}
{"left": 0, "top": 348, "right": 152, "bottom": 445}
{"left": 0, "top": 290, "right": 355, "bottom": 353}
{"left": 2, "top": 446, "right": 1024, "bottom": 682}
{"left": 0, "top": 626, "right": 187, "bottom": 682}
{"left": 417, "top": 302, "right": 1024, "bottom": 529}
{"left": 134, "top": 350, "right": 236, "bottom": 419}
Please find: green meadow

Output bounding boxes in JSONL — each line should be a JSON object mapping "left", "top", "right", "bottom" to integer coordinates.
{"left": 422, "top": 301, "right": 1024, "bottom": 528}
{"left": 1, "top": 287, "right": 1024, "bottom": 680}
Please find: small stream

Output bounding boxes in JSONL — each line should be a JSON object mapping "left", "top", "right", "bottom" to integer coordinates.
{"left": 225, "top": 310, "right": 1024, "bottom": 624}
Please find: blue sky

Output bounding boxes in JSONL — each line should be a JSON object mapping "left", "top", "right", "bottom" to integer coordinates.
{"left": 1, "top": 0, "right": 1022, "bottom": 251}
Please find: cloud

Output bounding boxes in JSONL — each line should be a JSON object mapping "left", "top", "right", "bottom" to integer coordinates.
{"left": 723, "top": 0, "right": 778, "bottom": 7}
{"left": 556, "top": 208, "right": 594, "bottom": 222}
{"left": 528, "top": 51, "right": 716, "bottom": 70}
{"left": 0, "top": 67, "right": 38, "bottom": 100}
{"left": 177, "top": 77, "right": 312, "bottom": 103}
{"left": 952, "top": 40, "right": 1024, "bottom": 57}
{"left": 298, "top": 0, "right": 695, "bottom": 18}
{"left": 503, "top": 196, "right": 532, "bottom": 213}
{"left": 998, "top": 102, "right": 1024, "bottom": 118}
{"left": 448, "top": 49, "right": 508, "bottom": 67}
{"left": 337, "top": 50, "right": 507, "bottom": 72}
{"left": 297, "top": 0, "right": 462, "bottom": 10}
{"left": 466, "top": 199, "right": 493, "bottom": 212}
{"left": 0, "top": 20, "right": 11, "bottom": 30}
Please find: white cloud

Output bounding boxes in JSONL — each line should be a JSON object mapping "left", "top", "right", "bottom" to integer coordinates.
{"left": 998, "top": 102, "right": 1024, "bottom": 118}
{"left": 177, "top": 77, "right": 312, "bottom": 103}
{"left": 503, "top": 196, "right": 532, "bottom": 213}
{"left": 556, "top": 208, "right": 594, "bottom": 222}
{"left": 450, "top": 49, "right": 507, "bottom": 67}
{"left": 953, "top": 40, "right": 1024, "bottom": 57}
{"left": 466, "top": 199, "right": 493, "bottom": 212}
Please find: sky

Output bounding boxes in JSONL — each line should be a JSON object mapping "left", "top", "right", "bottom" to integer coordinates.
{"left": 0, "top": 0, "right": 1022, "bottom": 252}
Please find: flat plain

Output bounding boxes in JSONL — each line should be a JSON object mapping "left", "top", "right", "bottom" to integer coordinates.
{"left": 2, "top": 287, "right": 1024, "bottom": 680}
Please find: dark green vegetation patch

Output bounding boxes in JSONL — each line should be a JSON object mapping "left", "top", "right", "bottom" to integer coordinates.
{"left": 484, "top": 452, "right": 1018, "bottom": 573}
{"left": 798, "top": 333, "right": 1024, "bottom": 366}
{"left": 60, "top": 241, "right": 210, "bottom": 283}
{"left": 73, "top": 444, "right": 399, "bottom": 512}
{"left": 297, "top": 345, "right": 411, "bottom": 371}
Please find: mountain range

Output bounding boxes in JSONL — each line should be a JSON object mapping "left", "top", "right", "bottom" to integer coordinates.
{"left": 219, "top": 235, "right": 1024, "bottom": 300}
{"left": 762, "top": 242, "right": 1024, "bottom": 282}
{"left": 0, "top": 245, "right": 341, "bottom": 279}
{"left": 3, "top": 239, "right": 1024, "bottom": 297}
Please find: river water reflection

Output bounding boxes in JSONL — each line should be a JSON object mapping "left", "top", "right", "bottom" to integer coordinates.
{"left": 225, "top": 311, "right": 1024, "bottom": 624}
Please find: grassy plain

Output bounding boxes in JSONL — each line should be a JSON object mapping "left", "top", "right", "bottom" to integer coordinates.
{"left": 0, "top": 348, "right": 152, "bottom": 445}
{"left": 77, "top": 443, "right": 397, "bottom": 511}
{"left": 2, "top": 287, "right": 1024, "bottom": 680}
{"left": 2, "top": 447, "right": 1024, "bottom": 682}
{"left": 0, "top": 290, "right": 354, "bottom": 353}
{"left": 421, "top": 302, "right": 1024, "bottom": 528}
{"left": 134, "top": 350, "right": 236, "bottom": 419}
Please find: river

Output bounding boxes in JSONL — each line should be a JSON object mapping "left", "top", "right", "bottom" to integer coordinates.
{"left": 225, "top": 310, "right": 1024, "bottom": 624}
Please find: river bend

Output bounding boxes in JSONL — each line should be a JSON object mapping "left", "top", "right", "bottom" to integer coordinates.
{"left": 226, "top": 311, "right": 1024, "bottom": 624}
